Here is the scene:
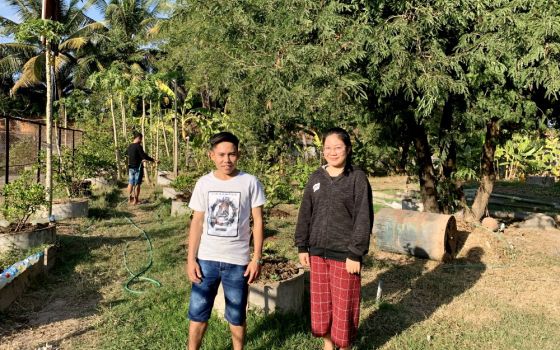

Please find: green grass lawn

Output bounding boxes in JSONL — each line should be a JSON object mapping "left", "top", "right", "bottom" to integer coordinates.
{"left": 1, "top": 185, "right": 559, "bottom": 349}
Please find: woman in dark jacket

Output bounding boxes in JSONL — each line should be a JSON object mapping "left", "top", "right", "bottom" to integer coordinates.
{"left": 295, "top": 127, "right": 373, "bottom": 350}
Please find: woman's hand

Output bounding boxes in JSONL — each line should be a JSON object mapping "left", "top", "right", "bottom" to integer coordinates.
{"left": 298, "top": 252, "right": 310, "bottom": 267}
{"left": 346, "top": 258, "right": 361, "bottom": 275}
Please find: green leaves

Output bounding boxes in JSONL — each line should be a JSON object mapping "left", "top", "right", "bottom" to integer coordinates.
{"left": 1, "top": 170, "right": 47, "bottom": 232}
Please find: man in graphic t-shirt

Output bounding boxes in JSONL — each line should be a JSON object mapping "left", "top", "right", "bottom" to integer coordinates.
{"left": 186, "top": 132, "right": 266, "bottom": 350}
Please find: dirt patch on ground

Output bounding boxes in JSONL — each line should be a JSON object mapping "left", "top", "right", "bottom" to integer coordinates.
{"left": 370, "top": 175, "right": 414, "bottom": 191}
{"left": 362, "top": 217, "right": 560, "bottom": 346}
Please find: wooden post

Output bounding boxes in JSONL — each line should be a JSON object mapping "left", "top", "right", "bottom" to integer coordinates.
{"left": 4, "top": 116, "right": 9, "bottom": 185}
{"left": 173, "top": 80, "right": 178, "bottom": 177}
{"left": 37, "top": 124, "right": 42, "bottom": 183}
{"left": 72, "top": 130, "right": 75, "bottom": 177}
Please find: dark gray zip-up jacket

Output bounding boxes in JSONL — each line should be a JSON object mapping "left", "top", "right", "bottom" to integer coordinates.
{"left": 295, "top": 166, "right": 373, "bottom": 262}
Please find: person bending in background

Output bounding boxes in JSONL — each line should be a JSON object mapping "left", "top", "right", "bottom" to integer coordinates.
{"left": 127, "top": 131, "right": 157, "bottom": 205}
{"left": 295, "top": 127, "right": 374, "bottom": 350}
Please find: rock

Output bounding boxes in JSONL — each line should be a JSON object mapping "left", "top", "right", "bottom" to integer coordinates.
{"left": 482, "top": 217, "right": 500, "bottom": 232}
{"left": 518, "top": 213, "right": 557, "bottom": 230}
{"left": 402, "top": 199, "right": 424, "bottom": 212}
{"left": 0, "top": 219, "right": 9, "bottom": 228}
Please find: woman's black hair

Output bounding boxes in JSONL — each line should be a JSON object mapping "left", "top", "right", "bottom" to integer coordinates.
{"left": 132, "top": 130, "right": 143, "bottom": 139}
{"left": 209, "top": 131, "right": 240, "bottom": 150}
{"left": 322, "top": 127, "right": 353, "bottom": 172}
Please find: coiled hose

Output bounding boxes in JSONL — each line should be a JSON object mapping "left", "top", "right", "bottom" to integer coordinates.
{"left": 117, "top": 194, "right": 162, "bottom": 295}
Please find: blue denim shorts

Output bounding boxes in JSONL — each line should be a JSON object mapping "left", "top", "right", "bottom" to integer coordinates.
{"left": 188, "top": 259, "right": 249, "bottom": 326}
{"left": 128, "top": 166, "right": 143, "bottom": 185}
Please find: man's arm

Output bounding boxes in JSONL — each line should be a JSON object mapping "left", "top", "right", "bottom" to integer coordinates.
{"left": 244, "top": 206, "right": 264, "bottom": 283}
{"left": 139, "top": 144, "right": 155, "bottom": 162}
{"left": 186, "top": 211, "right": 205, "bottom": 283}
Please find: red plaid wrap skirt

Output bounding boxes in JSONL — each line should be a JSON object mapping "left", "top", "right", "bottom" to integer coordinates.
{"left": 310, "top": 255, "right": 361, "bottom": 348}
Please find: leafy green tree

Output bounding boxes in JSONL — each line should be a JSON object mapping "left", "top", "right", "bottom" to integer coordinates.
{"left": 162, "top": 0, "right": 370, "bottom": 160}
{"left": 364, "top": 0, "right": 557, "bottom": 221}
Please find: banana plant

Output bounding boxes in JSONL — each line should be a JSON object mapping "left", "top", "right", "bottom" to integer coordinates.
{"left": 496, "top": 134, "right": 543, "bottom": 180}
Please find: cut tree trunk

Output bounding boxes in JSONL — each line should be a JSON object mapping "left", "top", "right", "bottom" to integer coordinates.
{"left": 173, "top": 81, "right": 179, "bottom": 177}
{"left": 120, "top": 94, "right": 127, "bottom": 139}
{"left": 141, "top": 97, "right": 151, "bottom": 185}
{"left": 154, "top": 109, "right": 160, "bottom": 182}
{"left": 467, "top": 118, "right": 500, "bottom": 222}
{"left": 161, "top": 114, "right": 171, "bottom": 158}
{"left": 56, "top": 74, "right": 67, "bottom": 147}
{"left": 406, "top": 116, "right": 441, "bottom": 213}
{"left": 110, "top": 96, "right": 121, "bottom": 181}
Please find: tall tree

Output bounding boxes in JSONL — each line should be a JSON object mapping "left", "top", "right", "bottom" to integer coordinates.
{"left": 0, "top": 0, "right": 106, "bottom": 113}
{"left": 93, "top": 0, "right": 169, "bottom": 70}
{"left": 161, "top": 0, "right": 370, "bottom": 157}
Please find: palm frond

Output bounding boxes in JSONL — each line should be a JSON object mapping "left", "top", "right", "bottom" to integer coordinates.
{"left": 59, "top": 37, "right": 88, "bottom": 51}
{"left": 10, "top": 53, "right": 45, "bottom": 95}
{"left": 54, "top": 53, "right": 73, "bottom": 74}
{"left": 68, "top": 21, "right": 107, "bottom": 39}
{"left": 90, "top": 0, "right": 108, "bottom": 16}
{"left": 0, "top": 42, "right": 39, "bottom": 57}
{"left": 4, "top": 0, "right": 38, "bottom": 23}
{"left": 0, "top": 55, "right": 26, "bottom": 77}
{"left": 0, "top": 16, "right": 20, "bottom": 36}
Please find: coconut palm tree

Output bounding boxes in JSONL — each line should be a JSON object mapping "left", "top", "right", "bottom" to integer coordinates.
{"left": 0, "top": 0, "right": 106, "bottom": 103}
{"left": 93, "top": 0, "right": 169, "bottom": 71}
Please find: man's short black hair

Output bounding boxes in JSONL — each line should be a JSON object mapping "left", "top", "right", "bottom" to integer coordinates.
{"left": 209, "top": 131, "right": 239, "bottom": 150}
{"left": 132, "top": 130, "right": 143, "bottom": 139}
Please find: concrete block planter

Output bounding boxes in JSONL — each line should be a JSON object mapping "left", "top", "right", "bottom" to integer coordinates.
{"left": 0, "top": 224, "right": 56, "bottom": 253}
{"left": 50, "top": 198, "right": 89, "bottom": 220}
{"left": 0, "top": 246, "right": 57, "bottom": 311}
{"left": 171, "top": 199, "right": 192, "bottom": 216}
{"left": 214, "top": 268, "right": 305, "bottom": 318}
{"left": 157, "top": 171, "right": 173, "bottom": 186}
{"left": 162, "top": 186, "right": 182, "bottom": 199}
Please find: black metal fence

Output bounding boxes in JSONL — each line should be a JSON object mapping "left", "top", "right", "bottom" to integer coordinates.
{"left": 0, "top": 115, "right": 84, "bottom": 188}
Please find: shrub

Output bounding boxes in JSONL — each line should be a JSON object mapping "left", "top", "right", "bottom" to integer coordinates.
{"left": 171, "top": 171, "right": 202, "bottom": 199}
{"left": 1, "top": 170, "right": 47, "bottom": 232}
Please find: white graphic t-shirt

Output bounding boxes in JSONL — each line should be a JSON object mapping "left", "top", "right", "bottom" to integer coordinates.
{"left": 189, "top": 171, "right": 266, "bottom": 265}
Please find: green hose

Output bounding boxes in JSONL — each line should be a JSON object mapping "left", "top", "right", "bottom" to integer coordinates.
{"left": 118, "top": 192, "right": 162, "bottom": 295}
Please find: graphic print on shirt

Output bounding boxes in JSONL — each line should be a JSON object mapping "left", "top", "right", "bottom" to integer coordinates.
{"left": 207, "top": 191, "right": 240, "bottom": 237}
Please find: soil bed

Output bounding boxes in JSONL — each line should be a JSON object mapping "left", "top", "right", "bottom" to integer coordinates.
{"left": 257, "top": 256, "right": 300, "bottom": 283}
{"left": 0, "top": 223, "right": 49, "bottom": 235}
